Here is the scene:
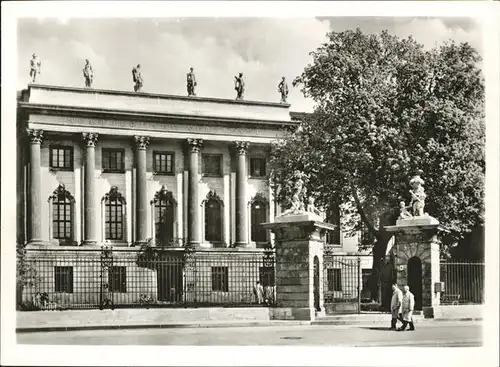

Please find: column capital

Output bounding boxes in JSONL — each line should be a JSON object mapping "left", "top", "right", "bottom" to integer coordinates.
{"left": 26, "top": 129, "right": 44, "bottom": 144}
{"left": 82, "top": 132, "right": 99, "bottom": 147}
{"left": 234, "top": 141, "right": 250, "bottom": 155}
{"left": 134, "top": 135, "right": 150, "bottom": 150}
{"left": 186, "top": 138, "right": 204, "bottom": 153}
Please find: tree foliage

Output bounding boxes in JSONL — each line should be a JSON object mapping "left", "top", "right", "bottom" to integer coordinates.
{"left": 269, "top": 29, "right": 485, "bottom": 297}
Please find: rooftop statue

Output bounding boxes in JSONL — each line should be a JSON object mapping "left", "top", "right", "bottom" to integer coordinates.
{"left": 234, "top": 73, "right": 245, "bottom": 100}
{"left": 83, "top": 59, "right": 94, "bottom": 88}
{"left": 132, "top": 64, "right": 143, "bottom": 92}
{"left": 29, "top": 53, "right": 42, "bottom": 83}
{"left": 278, "top": 77, "right": 289, "bottom": 103}
{"left": 187, "top": 67, "right": 197, "bottom": 96}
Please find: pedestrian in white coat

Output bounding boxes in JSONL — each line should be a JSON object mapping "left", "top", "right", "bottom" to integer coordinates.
{"left": 398, "top": 285, "right": 415, "bottom": 331}
{"left": 390, "top": 283, "right": 403, "bottom": 330}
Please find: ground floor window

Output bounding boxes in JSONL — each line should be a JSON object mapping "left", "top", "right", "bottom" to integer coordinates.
{"left": 109, "top": 266, "right": 127, "bottom": 293}
{"left": 54, "top": 266, "right": 73, "bottom": 293}
{"left": 211, "top": 266, "right": 228, "bottom": 292}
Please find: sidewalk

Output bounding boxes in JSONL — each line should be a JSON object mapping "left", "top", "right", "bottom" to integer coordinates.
{"left": 16, "top": 307, "right": 483, "bottom": 333}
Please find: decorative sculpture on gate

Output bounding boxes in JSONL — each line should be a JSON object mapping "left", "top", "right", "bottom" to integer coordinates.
{"left": 279, "top": 170, "right": 308, "bottom": 216}
{"left": 307, "top": 197, "right": 322, "bottom": 216}
{"left": 398, "top": 174, "right": 428, "bottom": 219}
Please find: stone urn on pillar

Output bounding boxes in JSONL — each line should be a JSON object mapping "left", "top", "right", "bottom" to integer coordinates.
{"left": 385, "top": 174, "right": 441, "bottom": 318}
{"left": 262, "top": 171, "right": 335, "bottom": 321}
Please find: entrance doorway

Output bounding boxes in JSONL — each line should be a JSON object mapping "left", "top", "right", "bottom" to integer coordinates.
{"left": 157, "top": 255, "right": 183, "bottom": 303}
{"left": 407, "top": 256, "right": 423, "bottom": 310}
{"left": 313, "top": 256, "right": 320, "bottom": 311}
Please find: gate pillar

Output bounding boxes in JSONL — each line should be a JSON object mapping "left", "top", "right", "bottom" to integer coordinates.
{"left": 385, "top": 216, "right": 441, "bottom": 318}
{"left": 263, "top": 213, "right": 334, "bottom": 321}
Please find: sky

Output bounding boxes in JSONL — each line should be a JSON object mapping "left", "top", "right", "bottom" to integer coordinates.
{"left": 17, "top": 17, "right": 483, "bottom": 112}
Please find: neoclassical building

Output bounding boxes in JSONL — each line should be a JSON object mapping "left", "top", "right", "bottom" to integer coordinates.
{"left": 17, "top": 84, "right": 307, "bottom": 249}
{"left": 17, "top": 84, "right": 375, "bottom": 309}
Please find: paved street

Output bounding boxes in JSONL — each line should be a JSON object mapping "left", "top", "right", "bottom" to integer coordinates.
{"left": 17, "top": 321, "right": 482, "bottom": 347}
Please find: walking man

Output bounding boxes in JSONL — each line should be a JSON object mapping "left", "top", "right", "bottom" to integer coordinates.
{"left": 399, "top": 285, "right": 416, "bottom": 331}
{"left": 390, "top": 283, "right": 403, "bottom": 330}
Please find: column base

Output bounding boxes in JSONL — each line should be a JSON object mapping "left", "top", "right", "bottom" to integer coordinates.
{"left": 26, "top": 240, "right": 49, "bottom": 247}
{"left": 189, "top": 241, "right": 201, "bottom": 247}
{"left": 82, "top": 240, "right": 99, "bottom": 246}
{"left": 233, "top": 241, "right": 250, "bottom": 248}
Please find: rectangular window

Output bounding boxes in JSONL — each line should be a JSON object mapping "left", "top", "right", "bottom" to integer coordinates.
{"left": 153, "top": 151, "right": 175, "bottom": 175}
{"left": 109, "top": 266, "right": 127, "bottom": 293}
{"left": 327, "top": 268, "right": 342, "bottom": 292}
{"left": 102, "top": 148, "right": 125, "bottom": 173}
{"left": 54, "top": 266, "right": 73, "bottom": 293}
{"left": 105, "top": 199, "right": 123, "bottom": 240}
{"left": 211, "top": 266, "right": 229, "bottom": 292}
{"left": 52, "top": 198, "right": 72, "bottom": 240}
{"left": 202, "top": 154, "right": 222, "bottom": 177}
{"left": 49, "top": 146, "right": 73, "bottom": 170}
{"left": 250, "top": 158, "right": 266, "bottom": 177}
{"left": 259, "top": 267, "right": 275, "bottom": 287}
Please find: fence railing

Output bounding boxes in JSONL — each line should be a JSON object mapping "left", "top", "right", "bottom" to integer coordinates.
{"left": 439, "top": 261, "right": 485, "bottom": 305}
{"left": 18, "top": 246, "right": 277, "bottom": 311}
{"left": 323, "top": 254, "right": 362, "bottom": 314}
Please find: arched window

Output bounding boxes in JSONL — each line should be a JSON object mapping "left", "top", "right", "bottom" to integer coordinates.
{"left": 250, "top": 192, "right": 268, "bottom": 243}
{"left": 103, "top": 186, "right": 126, "bottom": 241}
{"left": 49, "top": 184, "right": 75, "bottom": 243}
{"left": 203, "top": 190, "right": 223, "bottom": 243}
{"left": 151, "top": 185, "right": 177, "bottom": 245}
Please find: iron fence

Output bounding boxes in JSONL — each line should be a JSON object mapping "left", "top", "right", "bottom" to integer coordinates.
{"left": 440, "top": 261, "right": 485, "bottom": 305}
{"left": 323, "top": 254, "right": 362, "bottom": 314}
{"left": 18, "top": 246, "right": 276, "bottom": 311}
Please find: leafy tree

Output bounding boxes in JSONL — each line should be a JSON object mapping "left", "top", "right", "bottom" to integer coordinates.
{"left": 16, "top": 242, "right": 42, "bottom": 308}
{"left": 270, "top": 29, "right": 485, "bottom": 300}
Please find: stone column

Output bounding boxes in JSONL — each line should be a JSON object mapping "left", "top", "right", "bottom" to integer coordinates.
{"left": 187, "top": 138, "right": 203, "bottom": 246}
{"left": 263, "top": 213, "right": 334, "bottom": 321}
{"left": 234, "top": 141, "right": 249, "bottom": 247}
{"left": 27, "top": 129, "right": 44, "bottom": 244}
{"left": 134, "top": 136, "right": 150, "bottom": 244}
{"left": 82, "top": 132, "right": 99, "bottom": 245}
{"left": 385, "top": 217, "right": 441, "bottom": 317}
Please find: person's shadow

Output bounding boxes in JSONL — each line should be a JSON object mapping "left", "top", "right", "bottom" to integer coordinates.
{"left": 361, "top": 327, "right": 395, "bottom": 331}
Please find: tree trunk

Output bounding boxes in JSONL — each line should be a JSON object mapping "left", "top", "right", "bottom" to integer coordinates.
{"left": 369, "top": 230, "right": 393, "bottom": 302}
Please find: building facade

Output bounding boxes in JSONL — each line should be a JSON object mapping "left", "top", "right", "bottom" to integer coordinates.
{"left": 16, "top": 84, "right": 372, "bottom": 310}
{"left": 17, "top": 84, "right": 306, "bottom": 248}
